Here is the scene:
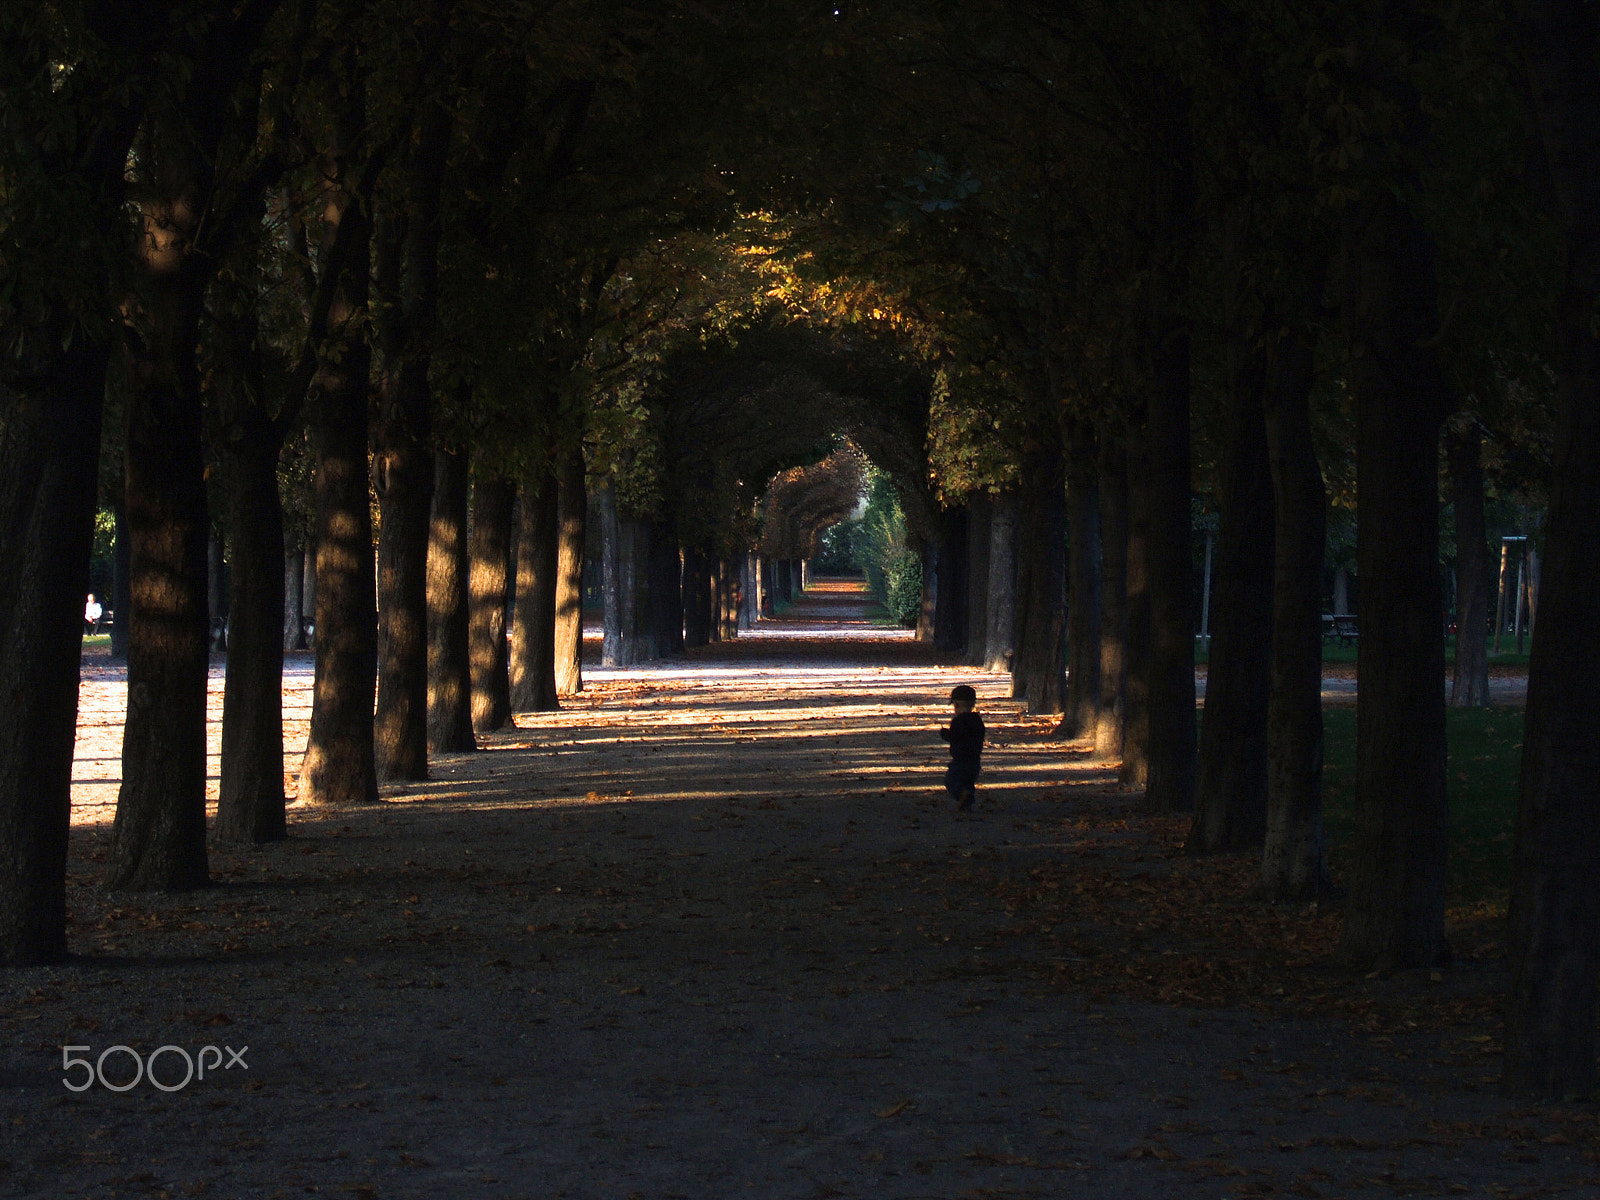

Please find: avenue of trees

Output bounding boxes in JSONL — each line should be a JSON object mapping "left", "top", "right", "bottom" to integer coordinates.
{"left": 3, "top": 0, "right": 1599, "bottom": 1098}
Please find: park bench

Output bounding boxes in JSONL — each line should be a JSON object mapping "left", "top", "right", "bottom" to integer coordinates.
{"left": 1322, "top": 614, "right": 1358, "bottom": 645}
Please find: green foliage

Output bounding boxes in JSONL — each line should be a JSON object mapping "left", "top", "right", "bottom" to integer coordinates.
{"left": 812, "top": 520, "right": 862, "bottom": 574}
{"left": 856, "top": 468, "right": 921, "bottom": 626}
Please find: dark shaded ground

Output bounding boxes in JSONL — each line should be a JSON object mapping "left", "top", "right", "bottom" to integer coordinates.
{"left": 1, "top": 580, "right": 1588, "bottom": 1199}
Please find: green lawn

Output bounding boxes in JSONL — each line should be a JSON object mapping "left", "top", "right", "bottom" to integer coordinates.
{"left": 1320, "top": 704, "right": 1523, "bottom": 909}
{"left": 1194, "top": 635, "right": 1531, "bottom": 669}
{"left": 82, "top": 633, "right": 111, "bottom": 649}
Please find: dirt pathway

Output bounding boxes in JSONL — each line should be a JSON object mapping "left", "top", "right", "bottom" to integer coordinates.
{"left": 1, "top": 580, "right": 1585, "bottom": 1198}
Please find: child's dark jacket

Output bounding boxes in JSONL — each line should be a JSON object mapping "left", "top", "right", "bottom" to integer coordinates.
{"left": 940, "top": 712, "right": 985, "bottom": 764}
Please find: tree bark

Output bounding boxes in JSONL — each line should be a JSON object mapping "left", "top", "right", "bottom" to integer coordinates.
{"left": 600, "top": 481, "right": 623, "bottom": 665}
{"left": 1446, "top": 418, "right": 1491, "bottom": 707}
{"left": 1258, "top": 331, "right": 1333, "bottom": 899}
{"left": 1336, "top": 192, "right": 1450, "bottom": 971}
{"left": 1190, "top": 350, "right": 1273, "bottom": 854}
{"left": 1504, "top": 0, "right": 1600, "bottom": 1096}
{"left": 965, "top": 493, "right": 992, "bottom": 666}
{"left": 934, "top": 508, "right": 968, "bottom": 653}
{"left": 109, "top": 253, "right": 211, "bottom": 890}
{"left": 468, "top": 468, "right": 515, "bottom": 732}
{"left": 0, "top": 347, "right": 108, "bottom": 961}
{"left": 1060, "top": 421, "right": 1102, "bottom": 737}
{"left": 1121, "top": 429, "right": 1152, "bottom": 788}
{"left": 111, "top": 501, "right": 132, "bottom": 658}
{"left": 648, "top": 518, "right": 684, "bottom": 654}
{"left": 1095, "top": 431, "right": 1130, "bottom": 761}
{"left": 510, "top": 475, "right": 559, "bottom": 712}
{"left": 1011, "top": 451, "right": 1067, "bottom": 714}
{"left": 284, "top": 546, "right": 305, "bottom": 651}
{"left": 1142, "top": 92, "right": 1198, "bottom": 815}
{"left": 984, "top": 492, "right": 1017, "bottom": 674}
{"left": 426, "top": 446, "right": 476, "bottom": 754}
{"left": 215, "top": 414, "right": 288, "bottom": 844}
{"left": 554, "top": 444, "right": 585, "bottom": 695}
{"left": 683, "top": 547, "right": 712, "bottom": 647}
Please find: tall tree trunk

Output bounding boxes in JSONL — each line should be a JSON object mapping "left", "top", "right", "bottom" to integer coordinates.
{"left": 1505, "top": 0, "right": 1600, "bottom": 1097}
{"left": 1259, "top": 332, "right": 1333, "bottom": 899}
{"left": 510, "top": 474, "right": 559, "bottom": 712}
{"left": 1121, "top": 429, "right": 1153, "bottom": 788}
{"left": 708, "top": 558, "right": 724, "bottom": 642}
{"left": 1142, "top": 88, "right": 1198, "bottom": 815}
{"left": 0, "top": 346, "right": 108, "bottom": 962}
{"left": 934, "top": 508, "right": 969, "bottom": 652}
{"left": 1060, "top": 421, "right": 1102, "bottom": 737}
{"left": 111, "top": 501, "right": 132, "bottom": 658}
{"left": 284, "top": 546, "right": 305, "bottom": 651}
{"left": 109, "top": 265, "right": 211, "bottom": 890}
{"left": 600, "top": 481, "right": 623, "bottom": 666}
{"left": 1095, "top": 431, "right": 1130, "bottom": 761}
{"left": 301, "top": 90, "right": 379, "bottom": 807}
{"left": 554, "top": 444, "right": 585, "bottom": 695}
{"left": 915, "top": 540, "right": 936, "bottom": 642}
{"left": 1011, "top": 450, "right": 1067, "bottom": 714}
{"left": 1336, "top": 193, "right": 1450, "bottom": 971}
{"left": 1446, "top": 417, "right": 1491, "bottom": 707}
{"left": 683, "top": 547, "right": 712, "bottom": 647}
{"left": 468, "top": 468, "right": 515, "bottom": 732}
{"left": 215, "top": 415, "right": 287, "bottom": 844}
{"left": 649, "top": 518, "right": 684, "bottom": 654}
{"left": 984, "top": 492, "right": 1017, "bottom": 674}
{"left": 965, "top": 494, "right": 992, "bottom": 666}
{"left": 426, "top": 446, "right": 475, "bottom": 754}
{"left": 1190, "top": 350, "right": 1273, "bottom": 853}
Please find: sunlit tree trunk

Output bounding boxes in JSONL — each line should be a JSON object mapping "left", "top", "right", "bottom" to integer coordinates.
{"left": 468, "top": 467, "right": 514, "bottom": 732}
{"left": 1060, "top": 420, "right": 1101, "bottom": 737}
{"left": 426, "top": 446, "right": 475, "bottom": 754}
{"left": 554, "top": 443, "right": 585, "bottom": 694}
{"left": 984, "top": 491, "right": 1017, "bottom": 674}
{"left": 1094, "top": 430, "right": 1129, "bottom": 761}
{"left": 510, "top": 473, "right": 559, "bottom": 712}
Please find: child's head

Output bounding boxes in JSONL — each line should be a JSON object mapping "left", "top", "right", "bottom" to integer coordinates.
{"left": 950, "top": 684, "right": 977, "bottom": 713}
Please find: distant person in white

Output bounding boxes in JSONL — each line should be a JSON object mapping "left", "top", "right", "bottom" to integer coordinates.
{"left": 84, "top": 593, "right": 102, "bottom": 635}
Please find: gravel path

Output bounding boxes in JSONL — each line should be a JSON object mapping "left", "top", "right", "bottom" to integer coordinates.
{"left": 1, "top": 581, "right": 1582, "bottom": 1199}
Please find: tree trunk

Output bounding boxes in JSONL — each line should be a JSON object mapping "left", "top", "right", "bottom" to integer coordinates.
{"left": 284, "top": 546, "right": 305, "bottom": 651}
{"left": 683, "top": 547, "right": 712, "bottom": 647}
{"left": 468, "top": 468, "right": 515, "bottom": 732}
{"left": 965, "top": 493, "right": 992, "bottom": 666}
{"left": 111, "top": 501, "right": 131, "bottom": 658}
{"left": 510, "top": 475, "right": 559, "bottom": 712}
{"left": 776, "top": 557, "right": 792, "bottom": 604}
{"left": 600, "top": 482, "right": 623, "bottom": 666}
{"left": 1121, "top": 429, "right": 1152, "bottom": 788}
{"left": 933, "top": 508, "right": 968, "bottom": 652}
{"left": 1095, "top": 432, "right": 1130, "bottom": 761}
{"left": 1336, "top": 192, "right": 1450, "bottom": 971}
{"left": 1446, "top": 418, "right": 1491, "bottom": 707}
{"left": 301, "top": 103, "right": 379, "bottom": 808}
{"left": 1504, "top": 0, "right": 1600, "bottom": 1096}
{"left": 554, "top": 444, "right": 585, "bottom": 694}
{"left": 708, "top": 558, "right": 724, "bottom": 642}
{"left": 1143, "top": 136, "right": 1198, "bottom": 814}
{"left": 372, "top": 423, "right": 431, "bottom": 780}
{"left": 426, "top": 447, "right": 475, "bottom": 754}
{"left": 1190, "top": 351, "right": 1273, "bottom": 854}
{"left": 0, "top": 346, "right": 108, "bottom": 962}
{"left": 109, "top": 270, "right": 211, "bottom": 890}
{"left": 1060, "top": 421, "right": 1102, "bottom": 737}
{"left": 649, "top": 518, "right": 684, "bottom": 654}
{"left": 1258, "top": 331, "right": 1333, "bottom": 899}
{"left": 984, "top": 492, "right": 1017, "bottom": 674}
{"left": 1011, "top": 451, "right": 1067, "bottom": 714}
{"left": 915, "top": 540, "right": 937, "bottom": 642}
{"left": 215, "top": 417, "right": 288, "bottom": 844}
